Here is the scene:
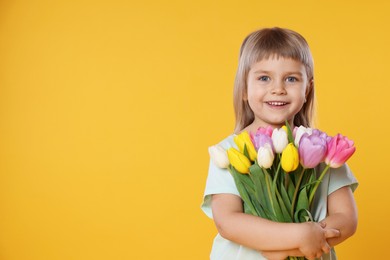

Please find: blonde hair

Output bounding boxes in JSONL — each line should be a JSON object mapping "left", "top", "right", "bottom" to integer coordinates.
{"left": 233, "top": 27, "right": 316, "bottom": 133}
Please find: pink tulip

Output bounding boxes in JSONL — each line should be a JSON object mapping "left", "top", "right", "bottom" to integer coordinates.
{"left": 257, "top": 126, "right": 273, "bottom": 137}
{"left": 251, "top": 133, "right": 274, "bottom": 151}
{"left": 250, "top": 126, "right": 274, "bottom": 151}
{"left": 298, "top": 131, "right": 328, "bottom": 168}
{"left": 325, "top": 134, "right": 356, "bottom": 168}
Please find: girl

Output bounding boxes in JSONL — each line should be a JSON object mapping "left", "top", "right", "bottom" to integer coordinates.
{"left": 201, "top": 27, "right": 358, "bottom": 260}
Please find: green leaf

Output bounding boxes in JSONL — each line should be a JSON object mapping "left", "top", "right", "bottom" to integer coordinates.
{"left": 280, "top": 183, "right": 292, "bottom": 212}
{"left": 308, "top": 168, "right": 317, "bottom": 194}
{"left": 243, "top": 144, "right": 249, "bottom": 158}
{"left": 300, "top": 169, "right": 318, "bottom": 195}
{"left": 285, "top": 120, "right": 294, "bottom": 144}
{"left": 237, "top": 171, "right": 255, "bottom": 193}
{"left": 249, "top": 164, "right": 277, "bottom": 220}
{"left": 287, "top": 175, "right": 295, "bottom": 201}
{"left": 229, "top": 166, "right": 259, "bottom": 216}
{"left": 237, "top": 173, "right": 269, "bottom": 218}
{"left": 266, "top": 171, "right": 284, "bottom": 222}
{"left": 294, "top": 208, "right": 313, "bottom": 223}
{"left": 275, "top": 188, "right": 293, "bottom": 222}
{"left": 294, "top": 187, "right": 310, "bottom": 222}
{"left": 250, "top": 164, "right": 272, "bottom": 212}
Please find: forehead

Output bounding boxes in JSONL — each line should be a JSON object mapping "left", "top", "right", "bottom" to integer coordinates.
{"left": 249, "top": 57, "right": 306, "bottom": 73}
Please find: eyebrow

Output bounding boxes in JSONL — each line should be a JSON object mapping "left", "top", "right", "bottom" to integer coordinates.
{"left": 251, "top": 70, "right": 304, "bottom": 76}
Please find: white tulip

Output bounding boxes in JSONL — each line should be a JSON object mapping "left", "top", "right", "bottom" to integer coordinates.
{"left": 208, "top": 145, "right": 230, "bottom": 168}
{"left": 294, "top": 126, "right": 313, "bottom": 147}
{"left": 272, "top": 128, "right": 289, "bottom": 153}
{"left": 257, "top": 143, "right": 274, "bottom": 169}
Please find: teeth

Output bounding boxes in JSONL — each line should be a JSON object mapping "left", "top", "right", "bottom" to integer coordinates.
{"left": 268, "top": 102, "right": 286, "bottom": 106}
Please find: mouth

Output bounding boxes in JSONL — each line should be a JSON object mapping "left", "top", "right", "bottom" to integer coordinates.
{"left": 266, "top": 101, "right": 288, "bottom": 106}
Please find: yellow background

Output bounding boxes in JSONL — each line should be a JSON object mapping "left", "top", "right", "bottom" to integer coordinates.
{"left": 0, "top": 0, "right": 388, "bottom": 259}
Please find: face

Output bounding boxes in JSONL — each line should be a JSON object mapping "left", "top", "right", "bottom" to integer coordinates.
{"left": 245, "top": 57, "right": 310, "bottom": 130}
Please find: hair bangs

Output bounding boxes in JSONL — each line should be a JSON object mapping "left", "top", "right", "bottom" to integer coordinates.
{"left": 245, "top": 30, "right": 313, "bottom": 78}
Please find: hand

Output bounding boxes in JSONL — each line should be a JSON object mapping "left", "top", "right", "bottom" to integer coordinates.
{"left": 298, "top": 222, "right": 340, "bottom": 260}
{"left": 320, "top": 221, "right": 342, "bottom": 241}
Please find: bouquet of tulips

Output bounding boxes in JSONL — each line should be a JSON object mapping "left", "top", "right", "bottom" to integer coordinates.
{"left": 209, "top": 123, "right": 356, "bottom": 260}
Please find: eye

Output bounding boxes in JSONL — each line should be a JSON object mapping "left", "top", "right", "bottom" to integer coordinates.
{"left": 286, "top": 76, "right": 298, "bottom": 82}
{"left": 258, "top": 76, "right": 270, "bottom": 81}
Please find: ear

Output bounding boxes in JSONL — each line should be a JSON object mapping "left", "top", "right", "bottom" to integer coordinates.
{"left": 243, "top": 89, "right": 248, "bottom": 101}
{"left": 305, "top": 78, "right": 314, "bottom": 98}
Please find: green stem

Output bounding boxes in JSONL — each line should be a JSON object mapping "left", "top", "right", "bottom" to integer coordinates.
{"left": 308, "top": 164, "right": 331, "bottom": 206}
{"left": 263, "top": 168, "right": 275, "bottom": 215}
{"left": 272, "top": 158, "right": 281, "bottom": 189}
{"left": 290, "top": 168, "right": 305, "bottom": 217}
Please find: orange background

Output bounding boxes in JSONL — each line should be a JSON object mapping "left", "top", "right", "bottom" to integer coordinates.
{"left": 0, "top": 1, "right": 389, "bottom": 259}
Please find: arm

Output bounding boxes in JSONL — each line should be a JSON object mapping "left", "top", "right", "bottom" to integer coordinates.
{"left": 320, "top": 186, "right": 358, "bottom": 247}
{"left": 211, "top": 194, "right": 339, "bottom": 259}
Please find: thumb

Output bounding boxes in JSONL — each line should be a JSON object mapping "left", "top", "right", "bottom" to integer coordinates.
{"left": 324, "top": 228, "right": 340, "bottom": 239}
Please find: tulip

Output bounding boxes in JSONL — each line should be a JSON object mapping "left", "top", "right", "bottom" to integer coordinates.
{"left": 255, "top": 126, "right": 273, "bottom": 137}
{"left": 227, "top": 148, "right": 251, "bottom": 174}
{"left": 208, "top": 145, "right": 230, "bottom": 168}
{"left": 281, "top": 143, "right": 299, "bottom": 172}
{"left": 308, "top": 133, "right": 356, "bottom": 205}
{"left": 250, "top": 126, "right": 273, "bottom": 149}
{"left": 294, "top": 126, "right": 313, "bottom": 147}
{"left": 234, "top": 132, "right": 257, "bottom": 161}
{"left": 257, "top": 143, "right": 274, "bottom": 169}
{"left": 252, "top": 133, "right": 274, "bottom": 151}
{"left": 272, "top": 128, "right": 288, "bottom": 153}
{"left": 298, "top": 132, "right": 328, "bottom": 168}
{"left": 325, "top": 134, "right": 356, "bottom": 168}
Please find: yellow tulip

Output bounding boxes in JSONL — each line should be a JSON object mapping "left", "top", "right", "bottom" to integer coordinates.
{"left": 234, "top": 132, "right": 257, "bottom": 161}
{"left": 227, "top": 148, "right": 251, "bottom": 174}
{"left": 281, "top": 143, "right": 299, "bottom": 173}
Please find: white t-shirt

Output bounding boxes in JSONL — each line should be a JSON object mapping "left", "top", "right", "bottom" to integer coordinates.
{"left": 201, "top": 134, "right": 358, "bottom": 260}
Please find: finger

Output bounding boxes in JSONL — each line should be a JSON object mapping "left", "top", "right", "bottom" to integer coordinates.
{"left": 324, "top": 228, "right": 340, "bottom": 239}
{"left": 319, "top": 221, "right": 326, "bottom": 228}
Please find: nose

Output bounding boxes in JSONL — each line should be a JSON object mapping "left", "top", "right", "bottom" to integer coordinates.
{"left": 271, "top": 80, "right": 287, "bottom": 95}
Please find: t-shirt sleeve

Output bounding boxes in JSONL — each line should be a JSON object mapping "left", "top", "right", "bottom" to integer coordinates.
{"left": 201, "top": 137, "right": 240, "bottom": 219}
{"left": 328, "top": 163, "right": 358, "bottom": 195}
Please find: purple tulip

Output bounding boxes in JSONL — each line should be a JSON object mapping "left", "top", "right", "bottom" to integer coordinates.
{"left": 298, "top": 131, "right": 328, "bottom": 168}
{"left": 325, "top": 134, "right": 356, "bottom": 168}
{"left": 294, "top": 126, "right": 313, "bottom": 147}
{"left": 251, "top": 132, "right": 274, "bottom": 151}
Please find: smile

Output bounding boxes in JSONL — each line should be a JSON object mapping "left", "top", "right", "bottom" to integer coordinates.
{"left": 266, "top": 101, "right": 288, "bottom": 106}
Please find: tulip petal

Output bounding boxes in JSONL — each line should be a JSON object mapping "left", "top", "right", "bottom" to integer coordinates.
{"left": 325, "top": 134, "right": 356, "bottom": 168}
{"left": 227, "top": 148, "right": 251, "bottom": 174}
{"left": 281, "top": 143, "right": 299, "bottom": 172}
{"left": 208, "top": 145, "right": 230, "bottom": 168}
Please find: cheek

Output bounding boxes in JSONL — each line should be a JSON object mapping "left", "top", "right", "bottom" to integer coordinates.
{"left": 247, "top": 88, "right": 263, "bottom": 105}
{"left": 296, "top": 85, "right": 307, "bottom": 99}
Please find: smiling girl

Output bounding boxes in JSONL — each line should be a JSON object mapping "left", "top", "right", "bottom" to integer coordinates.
{"left": 201, "top": 28, "right": 358, "bottom": 260}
